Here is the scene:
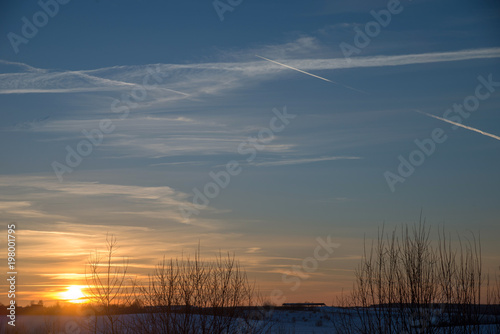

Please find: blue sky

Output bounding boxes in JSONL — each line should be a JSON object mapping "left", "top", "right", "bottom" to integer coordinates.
{"left": 1, "top": 0, "right": 500, "bottom": 304}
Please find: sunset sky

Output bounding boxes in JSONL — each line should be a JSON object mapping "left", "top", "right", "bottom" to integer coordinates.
{"left": 1, "top": 0, "right": 500, "bottom": 306}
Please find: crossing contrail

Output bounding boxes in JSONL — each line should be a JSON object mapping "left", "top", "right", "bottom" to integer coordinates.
{"left": 255, "top": 55, "right": 367, "bottom": 94}
{"left": 414, "top": 110, "right": 500, "bottom": 141}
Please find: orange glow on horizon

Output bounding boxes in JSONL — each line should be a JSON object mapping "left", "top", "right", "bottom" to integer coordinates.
{"left": 60, "top": 285, "right": 88, "bottom": 304}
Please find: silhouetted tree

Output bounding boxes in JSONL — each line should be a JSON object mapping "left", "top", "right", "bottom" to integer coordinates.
{"left": 85, "top": 234, "right": 132, "bottom": 334}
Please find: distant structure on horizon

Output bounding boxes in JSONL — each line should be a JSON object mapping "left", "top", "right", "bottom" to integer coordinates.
{"left": 282, "top": 303, "right": 326, "bottom": 309}
{"left": 30, "top": 300, "right": 43, "bottom": 308}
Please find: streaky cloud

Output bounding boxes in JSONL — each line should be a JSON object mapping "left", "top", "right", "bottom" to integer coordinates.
{"left": 254, "top": 156, "right": 361, "bottom": 167}
{"left": 1, "top": 48, "right": 498, "bottom": 96}
{"left": 255, "top": 55, "right": 368, "bottom": 94}
{"left": 414, "top": 109, "right": 500, "bottom": 142}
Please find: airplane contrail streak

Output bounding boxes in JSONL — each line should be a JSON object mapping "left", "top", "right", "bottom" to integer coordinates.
{"left": 255, "top": 55, "right": 367, "bottom": 94}
{"left": 414, "top": 110, "right": 500, "bottom": 141}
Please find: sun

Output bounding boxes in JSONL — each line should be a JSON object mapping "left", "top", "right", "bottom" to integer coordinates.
{"left": 60, "top": 285, "right": 88, "bottom": 303}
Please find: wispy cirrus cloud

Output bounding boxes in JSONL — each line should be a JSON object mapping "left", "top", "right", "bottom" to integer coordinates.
{"left": 0, "top": 59, "right": 46, "bottom": 73}
{"left": 163, "top": 47, "right": 500, "bottom": 75}
{"left": 253, "top": 156, "right": 362, "bottom": 167}
{"left": 14, "top": 115, "right": 297, "bottom": 159}
{"left": 1, "top": 47, "right": 499, "bottom": 96}
{"left": 0, "top": 200, "right": 70, "bottom": 220}
{"left": 0, "top": 176, "right": 206, "bottom": 226}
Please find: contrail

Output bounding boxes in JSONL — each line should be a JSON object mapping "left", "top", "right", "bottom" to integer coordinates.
{"left": 255, "top": 55, "right": 367, "bottom": 94}
{"left": 414, "top": 110, "right": 500, "bottom": 141}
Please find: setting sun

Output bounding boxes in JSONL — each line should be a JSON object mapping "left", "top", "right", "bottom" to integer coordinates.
{"left": 60, "top": 286, "right": 87, "bottom": 303}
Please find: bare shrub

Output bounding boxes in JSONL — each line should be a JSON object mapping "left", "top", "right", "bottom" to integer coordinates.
{"left": 131, "top": 248, "right": 271, "bottom": 333}
{"left": 333, "top": 220, "right": 491, "bottom": 334}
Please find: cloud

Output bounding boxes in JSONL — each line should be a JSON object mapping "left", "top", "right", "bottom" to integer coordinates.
{"left": 0, "top": 200, "right": 70, "bottom": 220}
{"left": 217, "top": 36, "right": 324, "bottom": 61}
{"left": 316, "top": 47, "right": 500, "bottom": 69}
{"left": 254, "top": 156, "right": 361, "bottom": 167}
{"left": 245, "top": 247, "right": 262, "bottom": 254}
{"left": 21, "top": 114, "right": 297, "bottom": 158}
{"left": 1, "top": 47, "right": 498, "bottom": 97}
{"left": 0, "top": 59, "right": 46, "bottom": 73}
{"left": 164, "top": 47, "right": 500, "bottom": 74}
{"left": 415, "top": 110, "right": 500, "bottom": 142}
{"left": 255, "top": 54, "right": 368, "bottom": 94}
{"left": 149, "top": 160, "right": 209, "bottom": 167}
{"left": 0, "top": 176, "right": 205, "bottom": 226}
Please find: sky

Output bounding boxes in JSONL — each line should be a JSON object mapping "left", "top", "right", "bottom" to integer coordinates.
{"left": 0, "top": 0, "right": 500, "bottom": 306}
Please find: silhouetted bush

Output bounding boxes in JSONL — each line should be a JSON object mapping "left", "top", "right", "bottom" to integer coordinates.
{"left": 333, "top": 220, "right": 498, "bottom": 334}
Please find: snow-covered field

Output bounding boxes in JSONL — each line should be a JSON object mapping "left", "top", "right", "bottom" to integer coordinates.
{"left": 1, "top": 308, "right": 499, "bottom": 333}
